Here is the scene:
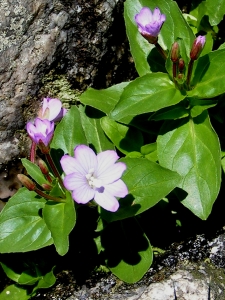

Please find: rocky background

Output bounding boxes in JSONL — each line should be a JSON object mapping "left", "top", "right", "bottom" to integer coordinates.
{"left": 0, "top": 0, "right": 137, "bottom": 167}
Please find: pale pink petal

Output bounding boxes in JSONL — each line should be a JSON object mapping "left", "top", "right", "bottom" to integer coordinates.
{"left": 135, "top": 7, "right": 152, "bottom": 27}
{"left": 60, "top": 155, "right": 86, "bottom": 175}
{"left": 98, "top": 162, "right": 127, "bottom": 184}
{"left": 74, "top": 145, "right": 97, "bottom": 174}
{"left": 72, "top": 185, "right": 95, "bottom": 204}
{"left": 26, "top": 122, "right": 38, "bottom": 137}
{"left": 97, "top": 150, "right": 119, "bottom": 175}
{"left": 105, "top": 179, "right": 128, "bottom": 198}
{"left": 152, "top": 7, "right": 160, "bottom": 21}
{"left": 63, "top": 172, "right": 87, "bottom": 190}
{"left": 47, "top": 98, "right": 62, "bottom": 121}
{"left": 94, "top": 189, "right": 119, "bottom": 212}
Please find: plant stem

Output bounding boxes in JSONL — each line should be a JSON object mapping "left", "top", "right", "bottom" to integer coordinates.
{"left": 45, "top": 153, "right": 64, "bottom": 189}
{"left": 34, "top": 187, "right": 65, "bottom": 203}
{"left": 155, "top": 42, "right": 167, "bottom": 60}
{"left": 30, "top": 141, "right": 36, "bottom": 163}
{"left": 186, "top": 59, "right": 194, "bottom": 89}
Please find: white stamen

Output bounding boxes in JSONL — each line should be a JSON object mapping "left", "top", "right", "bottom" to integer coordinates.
{"left": 85, "top": 169, "right": 102, "bottom": 189}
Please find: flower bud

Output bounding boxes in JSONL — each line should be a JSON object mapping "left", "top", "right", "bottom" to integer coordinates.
{"left": 178, "top": 58, "right": 185, "bottom": 73}
{"left": 190, "top": 35, "right": 206, "bottom": 60}
{"left": 135, "top": 7, "right": 166, "bottom": 44}
{"left": 17, "top": 174, "right": 36, "bottom": 191}
{"left": 171, "top": 42, "right": 180, "bottom": 63}
{"left": 38, "top": 159, "right": 49, "bottom": 175}
{"left": 38, "top": 98, "right": 67, "bottom": 122}
{"left": 41, "top": 183, "right": 52, "bottom": 191}
{"left": 26, "top": 118, "right": 54, "bottom": 150}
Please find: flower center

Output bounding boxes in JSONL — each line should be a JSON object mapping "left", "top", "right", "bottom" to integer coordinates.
{"left": 85, "top": 168, "right": 102, "bottom": 189}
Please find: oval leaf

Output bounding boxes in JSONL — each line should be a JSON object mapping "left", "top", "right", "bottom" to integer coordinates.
{"left": 21, "top": 159, "right": 48, "bottom": 186}
{"left": 102, "top": 218, "right": 153, "bottom": 283}
{"left": 157, "top": 111, "right": 221, "bottom": 220}
{"left": 0, "top": 188, "right": 53, "bottom": 253}
{"left": 110, "top": 73, "right": 186, "bottom": 122}
{"left": 100, "top": 116, "right": 143, "bottom": 154}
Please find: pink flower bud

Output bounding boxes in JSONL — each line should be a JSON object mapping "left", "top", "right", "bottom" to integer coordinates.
{"left": 171, "top": 42, "right": 180, "bottom": 62}
{"left": 178, "top": 58, "right": 185, "bottom": 72}
{"left": 135, "top": 7, "right": 166, "bottom": 44}
{"left": 17, "top": 174, "right": 36, "bottom": 191}
{"left": 38, "top": 98, "right": 67, "bottom": 122}
{"left": 41, "top": 183, "right": 52, "bottom": 191}
{"left": 38, "top": 159, "right": 49, "bottom": 175}
{"left": 26, "top": 118, "right": 54, "bottom": 148}
{"left": 190, "top": 36, "right": 206, "bottom": 60}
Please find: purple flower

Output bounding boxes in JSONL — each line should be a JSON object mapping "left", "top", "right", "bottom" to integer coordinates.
{"left": 60, "top": 145, "right": 128, "bottom": 212}
{"left": 26, "top": 118, "right": 54, "bottom": 147}
{"left": 190, "top": 35, "right": 206, "bottom": 60}
{"left": 38, "top": 97, "right": 67, "bottom": 122}
{"left": 135, "top": 7, "right": 166, "bottom": 44}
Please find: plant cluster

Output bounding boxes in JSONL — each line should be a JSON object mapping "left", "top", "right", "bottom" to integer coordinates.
{"left": 1, "top": 0, "right": 225, "bottom": 298}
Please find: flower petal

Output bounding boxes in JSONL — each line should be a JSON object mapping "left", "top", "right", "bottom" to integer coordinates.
{"left": 135, "top": 7, "right": 152, "bottom": 27}
{"left": 74, "top": 145, "right": 97, "bottom": 174}
{"left": 97, "top": 150, "right": 119, "bottom": 175}
{"left": 47, "top": 98, "right": 62, "bottom": 121}
{"left": 94, "top": 189, "right": 119, "bottom": 212}
{"left": 105, "top": 179, "right": 128, "bottom": 198}
{"left": 71, "top": 181, "right": 95, "bottom": 204}
{"left": 63, "top": 172, "right": 86, "bottom": 190}
{"left": 60, "top": 155, "right": 86, "bottom": 175}
{"left": 98, "top": 162, "right": 127, "bottom": 184}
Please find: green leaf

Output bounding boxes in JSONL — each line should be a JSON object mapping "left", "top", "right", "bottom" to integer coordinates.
{"left": 0, "top": 188, "right": 53, "bottom": 253}
{"left": 79, "top": 82, "right": 129, "bottom": 115}
{"left": 32, "top": 267, "right": 56, "bottom": 292}
{"left": 43, "top": 192, "right": 76, "bottom": 256}
{"left": 110, "top": 73, "right": 186, "bottom": 122}
{"left": 100, "top": 158, "right": 181, "bottom": 222}
{"left": 150, "top": 101, "right": 189, "bottom": 121}
{"left": 0, "top": 284, "right": 29, "bottom": 300}
{"left": 0, "top": 262, "right": 20, "bottom": 283}
{"left": 157, "top": 111, "right": 221, "bottom": 219}
{"left": 78, "top": 106, "right": 114, "bottom": 152}
{"left": 206, "top": 0, "right": 225, "bottom": 26}
{"left": 21, "top": 159, "right": 48, "bottom": 186}
{"left": 51, "top": 105, "right": 87, "bottom": 156}
{"left": 100, "top": 116, "right": 143, "bottom": 154}
{"left": 102, "top": 218, "right": 153, "bottom": 283}
{"left": 188, "top": 49, "right": 225, "bottom": 98}
{"left": 124, "top": 0, "right": 195, "bottom": 76}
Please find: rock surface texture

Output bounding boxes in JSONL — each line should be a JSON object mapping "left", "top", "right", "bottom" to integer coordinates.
{"left": 0, "top": 0, "right": 135, "bottom": 165}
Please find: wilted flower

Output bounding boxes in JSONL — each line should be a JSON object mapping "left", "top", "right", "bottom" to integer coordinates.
{"left": 26, "top": 118, "right": 54, "bottom": 147}
{"left": 135, "top": 7, "right": 166, "bottom": 44}
{"left": 60, "top": 145, "right": 128, "bottom": 212}
{"left": 38, "top": 97, "right": 67, "bottom": 122}
{"left": 190, "top": 35, "right": 206, "bottom": 60}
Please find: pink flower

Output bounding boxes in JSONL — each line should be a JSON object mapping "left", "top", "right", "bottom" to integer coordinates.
{"left": 135, "top": 7, "right": 166, "bottom": 44}
{"left": 60, "top": 145, "right": 128, "bottom": 212}
{"left": 190, "top": 35, "right": 206, "bottom": 60}
{"left": 26, "top": 118, "right": 54, "bottom": 147}
{"left": 38, "top": 97, "right": 67, "bottom": 122}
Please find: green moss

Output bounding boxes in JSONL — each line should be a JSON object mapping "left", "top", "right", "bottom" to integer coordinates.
{"left": 40, "top": 72, "right": 81, "bottom": 108}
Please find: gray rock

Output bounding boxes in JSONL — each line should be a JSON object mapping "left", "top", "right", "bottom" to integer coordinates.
{"left": 0, "top": 0, "right": 134, "bottom": 165}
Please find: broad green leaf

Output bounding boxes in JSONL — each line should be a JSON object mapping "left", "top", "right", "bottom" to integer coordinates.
{"left": 124, "top": 0, "right": 195, "bottom": 76}
{"left": 188, "top": 49, "right": 225, "bottom": 98}
{"left": 102, "top": 218, "right": 153, "bottom": 283}
{"left": 100, "top": 116, "right": 143, "bottom": 154}
{"left": 0, "top": 188, "right": 53, "bottom": 253}
{"left": 51, "top": 105, "right": 87, "bottom": 156}
{"left": 79, "top": 82, "right": 129, "bottom": 115}
{"left": 110, "top": 73, "right": 186, "bottom": 122}
{"left": 21, "top": 159, "right": 48, "bottom": 186}
{"left": 100, "top": 158, "right": 181, "bottom": 222}
{"left": 43, "top": 192, "right": 76, "bottom": 256}
{"left": 78, "top": 106, "right": 114, "bottom": 152}
{"left": 0, "top": 284, "right": 29, "bottom": 300}
{"left": 32, "top": 267, "right": 56, "bottom": 292}
{"left": 157, "top": 111, "right": 221, "bottom": 219}
{"left": 150, "top": 101, "right": 189, "bottom": 121}
{"left": 206, "top": 0, "right": 225, "bottom": 26}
